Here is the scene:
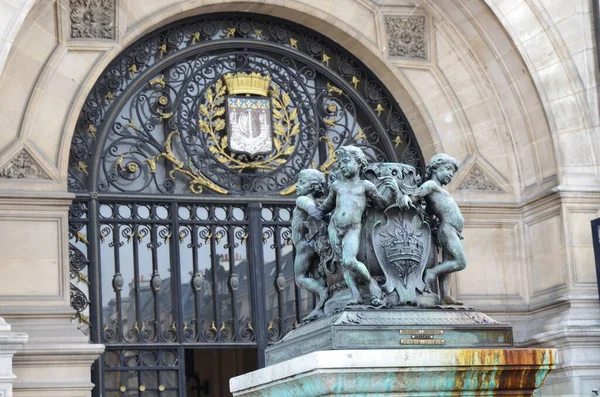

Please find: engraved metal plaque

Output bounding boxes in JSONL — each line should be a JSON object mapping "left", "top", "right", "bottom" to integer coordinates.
{"left": 226, "top": 96, "right": 273, "bottom": 156}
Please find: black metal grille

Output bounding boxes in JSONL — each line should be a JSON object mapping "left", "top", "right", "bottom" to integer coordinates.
{"left": 67, "top": 12, "right": 424, "bottom": 396}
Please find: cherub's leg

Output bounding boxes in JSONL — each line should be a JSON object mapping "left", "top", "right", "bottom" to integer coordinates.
{"left": 424, "top": 224, "right": 466, "bottom": 303}
{"left": 294, "top": 244, "right": 328, "bottom": 311}
{"left": 439, "top": 274, "right": 462, "bottom": 305}
{"left": 341, "top": 226, "right": 383, "bottom": 305}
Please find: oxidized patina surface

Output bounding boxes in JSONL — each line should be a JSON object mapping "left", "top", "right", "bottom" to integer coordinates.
{"left": 292, "top": 145, "right": 467, "bottom": 315}
{"left": 266, "top": 309, "right": 513, "bottom": 365}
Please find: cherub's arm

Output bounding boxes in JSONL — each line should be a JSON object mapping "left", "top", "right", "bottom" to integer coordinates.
{"left": 411, "top": 180, "right": 439, "bottom": 198}
{"left": 365, "top": 180, "right": 389, "bottom": 209}
{"left": 296, "top": 196, "right": 318, "bottom": 213}
{"left": 317, "top": 184, "right": 337, "bottom": 215}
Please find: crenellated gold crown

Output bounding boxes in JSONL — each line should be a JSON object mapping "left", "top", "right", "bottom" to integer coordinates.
{"left": 223, "top": 72, "right": 272, "bottom": 96}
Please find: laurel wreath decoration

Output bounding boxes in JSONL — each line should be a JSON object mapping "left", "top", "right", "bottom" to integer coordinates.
{"left": 199, "top": 78, "right": 300, "bottom": 171}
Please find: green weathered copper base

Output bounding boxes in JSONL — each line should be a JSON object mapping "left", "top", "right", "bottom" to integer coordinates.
{"left": 231, "top": 348, "right": 557, "bottom": 396}
{"left": 266, "top": 309, "right": 513, "bottom": 366}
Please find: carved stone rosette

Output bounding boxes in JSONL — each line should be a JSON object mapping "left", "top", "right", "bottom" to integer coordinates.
{"left": 385, "top": 16, "right": 427, "bottom": 60}
{"left": 69, "top": 0, "right": 116, "bottom": 39}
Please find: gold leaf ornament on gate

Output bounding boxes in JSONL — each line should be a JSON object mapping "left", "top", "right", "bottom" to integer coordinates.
{"left": 198, "top": 72, "right": 300, "bottom": 171}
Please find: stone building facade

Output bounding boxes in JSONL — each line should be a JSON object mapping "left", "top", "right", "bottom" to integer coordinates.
{"left": 0, "top": 0, "right": 598, "bottom": 396}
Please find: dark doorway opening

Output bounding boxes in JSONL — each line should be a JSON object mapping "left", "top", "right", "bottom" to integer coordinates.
{"left": 185, "top": 348, "right": 258, "bottom": 397}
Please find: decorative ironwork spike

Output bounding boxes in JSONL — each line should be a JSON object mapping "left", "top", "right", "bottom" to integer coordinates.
{"left": 115, "top": 155, "right": 125, "bottom": 171}
{"left": 128, "top": 64, "right": 138, "bottom": 76}
{"left": 88, "top": 124, "right": 96, "bottom": 139}
{"left": 354, "top": 128, "right": 366, "bottom": 142}
{"left": 220, "top": 322, "right": 226, "bottom": 331}
{"left": 148, "top": 74, "right": 166, "bottom": 88}
{"left": 104, "top": 323, "right": 109, "bottom": 332}
{"left": 247, "top": 322, "right": 254, "bottom": 331}
{"left": 375, "top": 103, "right": 385, "bottom": 116}
{"left": 163, "top": 231, "right": 171, "bottom": 243}
{"left": 77, "top": 312, "right": 91, "bottom": 326}
{"left": 159, "top": 44, "right": 167, "bottom": 58}
{"left": 77, "top": 161, "right": 89, "bottom": 176}
{"left": 351, "top": 75, "right": 360, "bottom": 89}
{"left": 75, "top": 231, "right": 89, "bottom": 245}
{"left": 137, "top": 232, "right": 143, "bottom": 242}
{"left": 322, "top": 53, "right": 331, "bottom": 66}
{"left": 178, "top": 232, "right": 185, "bottom": 243}
{"left": 133, "top": 321, "right": 140, "bottom": 332}
{"left": 191, "top": 32, "right": 200, "bottom": 43}
{"left": 183, "top": 321, "right": 188, "bottom": 331}
{"left": 267, "top": 321, "right": 273, "bottom": 331}
{"left": 210, "top": 321, "right": 217, "bottom": 332}
{"left": 171, "top": 321, "right": 177, "bottom": 331}
{"left": 157, "top": 109, "right": 173, "bottom": 120}
{"left": 77, "top": 272, "right": 90, "bottom": 286}
{"left": 225, "top": 27, "right": 236, "bottom": 38}
{"left": 326, "top": 82, "right": 342, "bottom": 95}
{"left": 322, "top": 118, "right": 336, "bottom": 127}
{"left": 105, "top": 91, "right": 114, "bottom": 101}
{"left": 254, "top": 29, "right": 264, "bottom": 39}
{"left": 127, "top": 231, "right": 135, "bottom": 243}
{"left": 394, "top": 136, "right": 403, "bottom": 147}
{"left": 289, "top": 38, "right": 298, "bottom": 49}
{"left": 126, "top": 119, "right": 141, "bottom": 132}
{"left": 318, "top": 136, "right": 336, "bottom": 174}
{"left": 144, "top": 157, "right": 157, "bottom": 174}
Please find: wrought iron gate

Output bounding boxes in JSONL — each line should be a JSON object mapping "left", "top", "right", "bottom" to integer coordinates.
{"left": 67, "top": 12, "right": 424, "bottom": 396}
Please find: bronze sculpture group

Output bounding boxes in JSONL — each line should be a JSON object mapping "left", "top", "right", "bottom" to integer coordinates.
{"left": 292, "top": 145, "right": 467, "bottom": 322}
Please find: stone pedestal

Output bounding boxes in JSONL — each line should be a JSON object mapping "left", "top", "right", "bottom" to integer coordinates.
{"left": 230, "top": 348, "right": 557, "bottom": 396}
{"left": 0, "top": 318, "right": 28, "bottom": 397}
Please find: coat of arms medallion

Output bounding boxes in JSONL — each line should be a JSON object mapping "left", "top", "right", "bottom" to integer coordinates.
{"left": 226, "top": 97, "right": 273, "bottom": 156}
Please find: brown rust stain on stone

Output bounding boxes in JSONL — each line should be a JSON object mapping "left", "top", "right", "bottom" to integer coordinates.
{"left": 452, "top": 349, "right": 557, "bottom": 393}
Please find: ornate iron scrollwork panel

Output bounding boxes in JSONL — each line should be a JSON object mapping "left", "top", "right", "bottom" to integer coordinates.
{"left": 68, "top": 14, "right": 424, "bottom": 195}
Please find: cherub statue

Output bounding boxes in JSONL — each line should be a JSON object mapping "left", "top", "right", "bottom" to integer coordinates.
{"left": 312, "top": 146, "right": 399, "bottom": 306}
{"left": 292, "top": 169, "right": 329, "bottom": 321}
{"left": 412, "top": 153, "right": 466, "bottom": 305}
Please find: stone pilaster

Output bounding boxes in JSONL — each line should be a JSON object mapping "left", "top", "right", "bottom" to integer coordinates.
{"left": 0, "top": 318, "right": 27, "bottom": 397}
{"left": 0, "top": 193, "right": 103, "bottom": 396}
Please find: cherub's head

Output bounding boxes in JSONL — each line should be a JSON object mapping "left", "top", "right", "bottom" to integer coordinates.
{"left": 425, "top": 153, "right": 458, "bottom": 185}
{"left": 296, "top": 169, "right": 326, "bottom": 197}
{"left": 335, "top": 145, "right": 367, "bottom": 178}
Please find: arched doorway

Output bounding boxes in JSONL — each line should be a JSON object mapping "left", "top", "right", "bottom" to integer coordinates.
{"left": 66, "top": 13, "right": 424, "bottom": 396}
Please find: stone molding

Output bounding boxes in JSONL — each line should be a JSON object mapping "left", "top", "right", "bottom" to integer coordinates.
{"left": 0, "top": 150, "right": 50, "bottom": 180}
{"left": 69, "top": 0, "right": 115, "bottom": 39}
{"left": 384, "top": 15, "right": 427, "bottom": 59}
{"left": 458, "top": 164, "right": 504, "bottom": 192}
